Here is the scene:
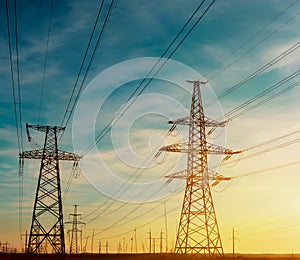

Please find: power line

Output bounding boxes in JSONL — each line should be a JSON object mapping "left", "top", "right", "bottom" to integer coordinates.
{"left": 233, "top": 160, "right": 300, "bottom": 180}
{"left": 6, "top": 0, "right": 21, "bottom": 153}
{"left": 60, "top": 0, "right": 115, "bottom": 135}
{"left": 244, "top": 128, "right": 300, "bottom": 152}
{"left": 14, "top": 0, "right": 24, "bottom": 238}
{"left": 82, "top": 125, "right": 178, "bottom": 222}
{"left": 100, "top": 205, "right": 179, "bottom": 241}
{"left": 81, "top": 0, "right": 217, "bottom": 221}
{"left": 225, "top": 69, "right": 300, "bottom": 119}
{"left": 60, "top": 0, "right": 105, "bottom": 129}
{"left": 205, "top": 41, "right": 300, "bottom": 107}
{"left": 81, "top": 0, "right": 216, "bottom": 157}
{"left": 86, "top": 182, "right": 166, "bottom": 231}
{"left": 37, "top": 0, "right": 54, "bottom": 125}
{"left": 84, "top": 129, "right": 184, "bottom": 231}
{"left": 60, "top": 0, "right": 115, "bottom": 201}
{"left": 204, "top": 71, "right": 300, "bottom": 139}
{"left": 243, "top": 223, "right": 300, "bottom": 240}
{"left": 6, "top": 0, "right": 24, "bottom": 236}
{"left": 207, "top": 7, "right": 300, "bottom": 81}
{"left": 225, "top": 137, "right": 300, "bottom": 166}
{"left": 97, "top": 51, "right": 300, "bottom": 244}
{"left": 204, "top": 0, "right": 298, "bottom": 79}
{"left": 13, "top": 0, "right": 23, "bottom": 153}
{"left": 90, "top": 191, "right": 172, "bottom": 235}
{"left": 228, "top": 80, "right": 300, "bottom": 121}
{"left": 88, "top": 151, "right": 300, "bottom": 239}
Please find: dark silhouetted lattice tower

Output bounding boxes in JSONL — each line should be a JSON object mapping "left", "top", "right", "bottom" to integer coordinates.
{"left": 66, "top": 205, "right": 85, "bottom": 254}
{"left": 160, "top": 80, "right": 240, "bottom": 256}
{"left": 20, "top": 124, "right": 81, "bottom": 254}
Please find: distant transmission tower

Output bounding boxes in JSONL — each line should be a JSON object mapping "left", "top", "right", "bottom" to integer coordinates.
{"left": 20, "top": 124, "right": 81, "bottom": 254}
{"left": 160, "top": 80, "right": 240, "bottom": 255}
{"left": 66, "top": 205, "right": 85, "bottom": 254}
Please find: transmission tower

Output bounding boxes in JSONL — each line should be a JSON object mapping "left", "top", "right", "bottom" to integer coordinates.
{"left": 66, "top": 205, "right": 85, "bottom": 254}
{"left": 19, "top": 124, "right": 81, "bottom": 254}
{"left": 159, "top": 80, "right": 240, "bottom": 255}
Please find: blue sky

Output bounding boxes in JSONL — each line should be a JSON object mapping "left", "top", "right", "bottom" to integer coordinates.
{"left": 1, "top": 0, "right": 300, "bottom": 254}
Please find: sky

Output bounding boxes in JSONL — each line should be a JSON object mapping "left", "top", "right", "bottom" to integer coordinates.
{"left": 1, "top": 0, "right": 300, "bottom": 254}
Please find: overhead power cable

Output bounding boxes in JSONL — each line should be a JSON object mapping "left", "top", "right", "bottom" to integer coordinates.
{"left": 205, "top": 41, "right": 300, "bottom": 107}
{"left": 6, "top": 0, "right": 24, "bottom": 236}
{"left": 90, "top": 59, "right": 300, "bottom": 236}
{"left": 60, "top": 0, "right": 115, "bottom": 203}
{"left": 60, "top": 0, "right": 105, "bottom": 129}
{"left": 226, "top": 137, "right": 300, "bottom": 165}
{"left": 203, "top": 0, "right": 298, "bottom": 79}
{"left": 6, "top": 0, "right": 22, "bottom": 153}
{"left": 207, "top": 8, "right": 300, "bottom": 81}
{"left": 81, "top": 0, "right": 217, "bottom": 157}
{"left": 82, "top": 125, "right": 176, "bottom": 221}
{"left": 224, "top": 70, "right": 300, "bottom": 119}
{"left": 37, "top": 0, "right": 54, "bottom": 125}
{"left": 229, "top": 80, "right": 300, "bottom": 120}
{"left": 233, "top": 160, "right": 300, "bottom": 179}
{"left": 99, "top": 204, "right": 179, "bottom": 241}
{"left": 81, "top": 0, "right": 217, "bottom": 221}
{"left": 60, "top": 0, "right": 115, "bottom": 136}
{"left": 245, "top": 128, "right": 300, "bottom": 152}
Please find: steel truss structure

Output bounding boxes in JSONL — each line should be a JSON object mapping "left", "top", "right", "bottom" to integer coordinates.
{"left": 20, "top": 124, "right": 81, "bottom": 254}
{"left": 160, "top": 80, "right": 240, "bottom": 255}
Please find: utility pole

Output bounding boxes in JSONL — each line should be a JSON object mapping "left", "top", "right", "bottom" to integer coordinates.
{"left": 84, "top": 236, "right": 89, "bottom": 253}
{"left": 91, "top": 229, "right": 95, "bottom": 253}
{"left": 20, "top": 124, "right": 81, "bottom": 254}
{"left": 232, "top": 227, "right": 235, "bottom": 258}
{"left": 117, "top": 241, "right": 121, "bottom": 253}
{"left": 99, "top": 241, "right": 101, "bottom": 254}
{"left": 160, "top": 80, "right": 240, "bottom": 255}
{"left": 80, "top": 226, "right": 83, "bottom": 253}
{"left": 134, "top": 227, "right": 137, "bottom": 254}
{"left": 21, "top": 230, "right": 28, "bottom": 253}
{"left": 230, "top": 227, "right": 239, "bottom": 258}
{"left": 148, "top": 230, "right": 151, "bottom": 254}
{"left": 164, "top": 203, "right": 168, "bottom": 253}
{"left": 65, "top": 205, "right": 85, "bottom": 254}
{"left": 160, "top": 230, "right": 163, "bottom": 254}
{"left": 106, "top": 241, "right": 108, "bottom": 254}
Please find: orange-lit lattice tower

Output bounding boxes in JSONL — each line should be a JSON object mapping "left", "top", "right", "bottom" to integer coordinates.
{"left": 160, "top": 80, "right": 239, "bottom": 255}
{"left": 20, "top": 124, "right": 81, "bottom": 254}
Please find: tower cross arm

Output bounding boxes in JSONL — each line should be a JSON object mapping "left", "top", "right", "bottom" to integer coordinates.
{"left": 168, "top": 116, "right": 227, "bottom": 127}
{"left": 20, "top": 150, "right": 44, "bottom": 159}
{"left": 159, "top": 142, "right": 241, "bottom": 155}
{"left": 20, "top": 150, "right": 81, "bottom": 161}
{"left": 164, "top": 169, "right": 232, "bottom": 185}
{"left": 206, "top": 143, "right": 242, "bottom": 155}
{"left": 26, "top": 123, "right": 65, "bottom": 133}
{"left": 159, "top": 142, "right": 190, "bottom": 153}
{"left": 57, "top": 150, "right": 82, "bottom": 161}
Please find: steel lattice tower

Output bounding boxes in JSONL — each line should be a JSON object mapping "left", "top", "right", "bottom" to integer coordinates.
{"left": 160, "top": 80, "right": 240, "bottom": 256}
{"left": 20, "top": 124, "right": 81, "bottom": 254}
{"left": 66, "top": 205, "right": 85, "bottom": 254}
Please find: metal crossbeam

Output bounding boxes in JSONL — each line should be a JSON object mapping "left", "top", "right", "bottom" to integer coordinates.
{"left": 168, "top": 115, "right": 227, "bottom": 127}
{"left": 160, "top": 142, "right": 240, "bottom": 155}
